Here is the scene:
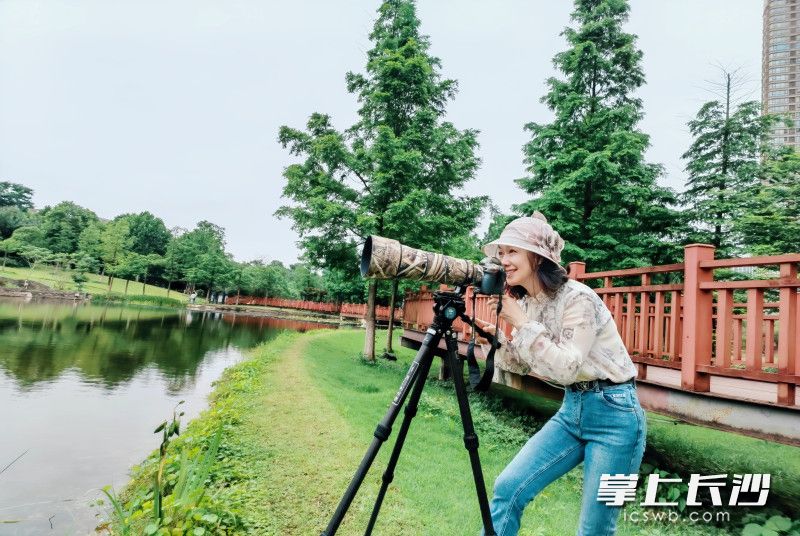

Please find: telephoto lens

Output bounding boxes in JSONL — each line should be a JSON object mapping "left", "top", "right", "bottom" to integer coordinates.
{"left": 360, "top": 236, "right": 505, "bottom": 294}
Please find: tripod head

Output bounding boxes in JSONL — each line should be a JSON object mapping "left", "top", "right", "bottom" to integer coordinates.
{"left": 432, "top": 289, "right": 467, "bottom": 325}
{"left": 427, "top": 287, "right": 502, "bottom": 394}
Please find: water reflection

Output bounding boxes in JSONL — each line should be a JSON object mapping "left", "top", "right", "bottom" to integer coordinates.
{"left": 0, "top": 302, "right": 335, "bottom": 390}
{"left": 0, "top": 300, "right": 336, "bottom": 535}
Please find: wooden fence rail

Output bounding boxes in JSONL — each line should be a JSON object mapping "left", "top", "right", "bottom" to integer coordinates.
{"left": 402, "top": 244, "right": 800, "bottom": 407}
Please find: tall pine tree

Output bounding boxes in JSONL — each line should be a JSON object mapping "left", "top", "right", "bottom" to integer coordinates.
{"left": 734, "top": 147, "right": 800, "bottom": 256}
{"left": 278, "top": 0, "right": 485, "bottom": 360}
{"left": 517, "top": 0, "right": 680, "bottom": 270}
{"left": 681, "top": 70, "right": 779, "bottom": 256}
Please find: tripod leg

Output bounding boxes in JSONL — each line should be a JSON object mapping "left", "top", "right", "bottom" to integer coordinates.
{"left": 322, "top": 328, "right": 442, "bottom": 536}
{"left": 445, "top": 334, "right": 496, "bottom": 536}
{"left": 364, "top": 341, "right": 436, "bottom": 535}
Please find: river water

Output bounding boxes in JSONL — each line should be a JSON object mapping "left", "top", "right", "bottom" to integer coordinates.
{"left": 0, "top": 299, "right": 335, "bottom": 535}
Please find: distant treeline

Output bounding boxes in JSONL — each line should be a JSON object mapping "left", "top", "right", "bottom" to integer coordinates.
{"left": 0, "top": 183, "right": 355, "bottom": 303}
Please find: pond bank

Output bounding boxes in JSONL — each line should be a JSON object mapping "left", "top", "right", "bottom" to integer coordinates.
{"left": 110, "top": 330, "right": 798, "bottom": 535}
{"left": 187, "top": 303, "right": 360, "bottom": 326}
{"left": 0, "top": 275, "right": 88, "bottom": 301}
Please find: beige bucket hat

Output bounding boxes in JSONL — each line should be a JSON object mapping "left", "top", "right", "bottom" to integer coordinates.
{"left": 482, "top": 211, "right": 565, "bottom": 265}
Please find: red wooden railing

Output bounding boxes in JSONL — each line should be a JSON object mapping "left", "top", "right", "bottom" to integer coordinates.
{"left": 227, "top": 296, "right": 340, "bottom": 313}
{"left": 402, "top": 244, "right": 800, "bottom": 407}
{"left": 219, "top": 313, "right": 338, "bottom": 332}
{"left": 224, "top": 296, "right": 402, "bottom": 322}
{"left": 339, "top": 303, "right": 401, "bottom": 320}
{"left": 566, "top": 261, "right": 687, "bottom": 383}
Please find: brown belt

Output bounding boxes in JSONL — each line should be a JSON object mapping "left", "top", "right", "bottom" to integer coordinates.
{"left": 566, "top": 378, "right": 635, "bottom": 392}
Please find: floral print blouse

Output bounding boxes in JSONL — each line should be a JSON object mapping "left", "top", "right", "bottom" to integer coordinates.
{"left": 483, "top": 279, "right": 638, "bottom": 385}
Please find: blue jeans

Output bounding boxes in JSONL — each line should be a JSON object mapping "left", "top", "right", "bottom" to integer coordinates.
{"left": 482, "top": 382, "right": 646, "bottom": 536}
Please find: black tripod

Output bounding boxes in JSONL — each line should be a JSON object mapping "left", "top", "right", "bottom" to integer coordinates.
{"left": 322, "top": 289, "right": 496, "bottom": 535}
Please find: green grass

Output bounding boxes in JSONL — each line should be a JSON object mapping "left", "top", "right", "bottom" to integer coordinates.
{"left": 110, "top": 329, "right": 800, "bottom": 535}
{"left": 0, "top": 265, "right": 188, "bottom": 302}
{"left": 644, "top": 417, "right": 800, "bottom": 511}
{"left": 0, "top": 301, "right": 173, "bottom": 322}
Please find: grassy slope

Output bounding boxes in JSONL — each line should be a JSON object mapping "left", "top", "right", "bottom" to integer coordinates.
{"left": 645, "top": 417, "right": 800, "bottom": 511}
{"left": 173, "top": 331, "right": 727, "bottom": 535}
{"left": 294, "top": 330, "right": 580, "bottom": 535}
{"left": 117, "top": 329, "right": 798, "bottom": 535}
{"left": 0, "top": 265, "right": 187, "bottom": 301}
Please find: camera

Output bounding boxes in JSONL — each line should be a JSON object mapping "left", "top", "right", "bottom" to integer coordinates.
{"left": 360, "top": 235, "right": 505, "bottom": 295}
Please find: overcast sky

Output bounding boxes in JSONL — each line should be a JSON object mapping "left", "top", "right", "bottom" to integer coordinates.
{"left": 0, "top": 0, "right": 762, "bottom": 266}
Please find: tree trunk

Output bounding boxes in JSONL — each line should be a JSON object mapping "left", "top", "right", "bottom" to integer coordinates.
{"left": 166, "top": 280, "right": 172, "bottom": 298}
{"left": 363, "top": 279, "right": 377, "bottom": 361}
{"left": 236, "top": 288, "right": 241, "bottom": 305}
{"left": 383, "top": 279, "right": 398, "bottom": 359}
{"left": 717, "top": 71, "right": 732, "bottom": 251}
{"left": 107, "top": 275, "right": 114, "bottom": 294}
{"left": 124, "top": 279, "right": 130, "bottom": 296}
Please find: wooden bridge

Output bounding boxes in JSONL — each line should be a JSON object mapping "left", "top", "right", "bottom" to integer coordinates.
{"left": 224, "top": 295, "right": 403, "bottom": 322}
{"left": 400, "top": 244, "right": 800, "bottom": 446}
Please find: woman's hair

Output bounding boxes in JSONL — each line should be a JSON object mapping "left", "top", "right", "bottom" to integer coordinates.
{"left": 507, "top": 252, "right": 569, "bottom": 300}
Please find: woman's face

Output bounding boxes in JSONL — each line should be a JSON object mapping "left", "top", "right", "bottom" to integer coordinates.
{"left": 496, "top": 245, "right": 536, "bottom": 287}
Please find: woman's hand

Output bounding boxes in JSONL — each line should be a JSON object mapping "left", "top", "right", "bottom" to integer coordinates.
{"left": 487, "top": 294, "right": 527, "bottom": 330}
{"left": 472, "top": 318, "right": 496, "bottom": 345}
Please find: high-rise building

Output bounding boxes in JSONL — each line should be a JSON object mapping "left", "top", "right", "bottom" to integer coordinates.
{"left": 763, "top": 0, "right": 800, "bottom": 148}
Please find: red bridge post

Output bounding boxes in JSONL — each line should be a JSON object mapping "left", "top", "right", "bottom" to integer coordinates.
{"left": 681, "top": 244, "right": 715, "bottom": 392}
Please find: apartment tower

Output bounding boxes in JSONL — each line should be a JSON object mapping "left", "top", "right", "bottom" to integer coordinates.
{"left": 763, "top": 0, "right": 800, "bottom": 148}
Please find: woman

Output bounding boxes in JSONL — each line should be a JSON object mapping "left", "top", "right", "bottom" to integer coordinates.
{"left": 475, "top": 212, "right": 646, "bottom": 536}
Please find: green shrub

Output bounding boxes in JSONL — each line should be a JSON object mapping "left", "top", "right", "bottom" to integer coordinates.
{"left": 92, "top": 293, "right": 183, "bottom": 307}
{"left": 740, "top": 514, "right": 797, "bottom": 536}
{"left": 101, "top": 410, "right": 245, "bottom": 534}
